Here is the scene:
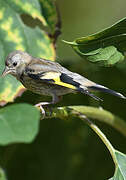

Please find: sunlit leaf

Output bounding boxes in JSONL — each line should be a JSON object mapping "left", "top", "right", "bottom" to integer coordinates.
{"left": 5, "top": 0, "right": 47, "bottom": 26}
{"left": 0, "top": 0, "right": 55, "bottom": 105}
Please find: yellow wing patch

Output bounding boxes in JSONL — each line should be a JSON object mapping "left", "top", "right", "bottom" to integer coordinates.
{"left": 40, "top": 72, "right": 76, "bottom": 90}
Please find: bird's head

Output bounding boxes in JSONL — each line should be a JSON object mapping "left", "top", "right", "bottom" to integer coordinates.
{"left": 2, "top": 50, "right": 31, "bottom": 77}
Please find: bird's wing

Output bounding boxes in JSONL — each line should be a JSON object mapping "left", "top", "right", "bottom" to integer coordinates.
{"left": 26, "top": 69, "right": 78, "bottom": 90}
{"left": 24, "top": 59, "right": 125, "bottom": 101}
{"left": 25, "top": 58, "right": 79, "bottom": 90}
{"left": 25, "top": 61, "right": 102, "bottom": 101}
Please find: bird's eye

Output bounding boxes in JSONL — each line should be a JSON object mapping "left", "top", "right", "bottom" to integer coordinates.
{"left": 13, "top": 62, "right": 17, "bottom": 67}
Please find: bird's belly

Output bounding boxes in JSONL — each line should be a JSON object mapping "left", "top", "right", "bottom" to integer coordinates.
{"left": 20, "top": 77, "right": 73, "bottom": 96}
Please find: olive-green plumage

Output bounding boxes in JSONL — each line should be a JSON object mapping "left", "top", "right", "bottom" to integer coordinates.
{"left": 2, "top": 50, "right": 126, "bottom": 111}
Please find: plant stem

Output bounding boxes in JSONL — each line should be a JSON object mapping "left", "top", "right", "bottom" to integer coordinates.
{"left": 45, "top": 105, "right": 126, "bottom": 137}
{"left": 78, "top": 114, "right": 118, "bottom": 167}
{"left": 45, "top": 105, "right": 121, "bottom": 166}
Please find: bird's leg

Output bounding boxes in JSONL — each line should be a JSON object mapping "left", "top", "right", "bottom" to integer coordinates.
{"left": 52, "top": 94, "right": 62, "bottom": 104}
{"left": 35, "top": 95, "right": 62, "bottom": 117}
{"left": 47, "top": 95, "right": 62, "bottom": 116}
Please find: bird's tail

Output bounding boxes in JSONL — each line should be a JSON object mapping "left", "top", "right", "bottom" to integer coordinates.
{"left": 77, "top": 83, "right": 126, "bottom": 101}
{"left": 88, "top": 84, "right": 126, "bottom": 99}
{"left": 79, "top": 88, "right": 103, "bottom": 101}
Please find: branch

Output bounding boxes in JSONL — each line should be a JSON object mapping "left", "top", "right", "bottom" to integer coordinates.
{"left": 44, "top": 105, "right": 126, "bottom": 137}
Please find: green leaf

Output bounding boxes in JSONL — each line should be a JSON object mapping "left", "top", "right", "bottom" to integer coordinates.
{"left": 109, "top": 151, "right": 126, "bottom": 180}
{"left": 0, "top": 0, "right": 55, "bottom": 105}
{"left": 0, "top": 104, "right": 40, "bottom": 145}
{"left": 0, "top": 167, "right": 7, "bottom": 180}
{"left": 63, "top": 18, "right": 126, "bottom": 67}
{"left": 40, "top": 0, "right": 57, "bottom": 33}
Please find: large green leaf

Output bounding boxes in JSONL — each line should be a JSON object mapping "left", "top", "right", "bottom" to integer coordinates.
{"left": 0, "top": 104, "right": 40, "bottom": 145}
{"left": 63, "top": 18, "right": 126, "bottom": 67}
{"left": 0, "top": 0, "right": 55, "bottom": 105}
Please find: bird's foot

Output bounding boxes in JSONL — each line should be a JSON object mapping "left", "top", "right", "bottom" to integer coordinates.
{"left": 35, "top": 102, "right": 51, "bottom": 119}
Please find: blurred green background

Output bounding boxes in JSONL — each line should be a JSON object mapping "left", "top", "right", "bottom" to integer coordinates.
{"left": 2, "top": 0, "right": 126, "bottom": 179}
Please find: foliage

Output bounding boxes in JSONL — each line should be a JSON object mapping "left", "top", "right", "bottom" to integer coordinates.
{"left": 0, "top": 104, "right": 40, "bottom": 145}
{"left": 64, "top": 18, "right": 126, "bottom": 67}
{"left": 0, "top": 0, "right": 126, "bottom": 180}
{"left": 109, "top": 151, "right": 126, "bottom": 180}
{"left": 0, "top": 0, "right": 55, "bottom": 105}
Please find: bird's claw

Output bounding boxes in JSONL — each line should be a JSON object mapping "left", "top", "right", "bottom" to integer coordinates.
{"left": 35, "top": 104, "right": 46, "bottom": 119}
{"left": 35, "top": 102, "right": 52, "bottom": 119}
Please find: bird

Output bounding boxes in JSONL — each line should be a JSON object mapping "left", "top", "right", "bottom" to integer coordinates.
{"left": 2, "top": 50, "right": 126, "bottom": 114}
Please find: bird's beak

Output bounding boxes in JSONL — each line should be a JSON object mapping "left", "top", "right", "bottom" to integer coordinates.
{"left": 1, "top": 67, "right": 11, "bottom": 77}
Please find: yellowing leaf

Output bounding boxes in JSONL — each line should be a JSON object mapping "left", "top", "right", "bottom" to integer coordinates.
{"left": 0, "top": 0, "right": 56, "bottom": 105}
{"left": 6, "top": 0, "right": 47, "bottom": 26}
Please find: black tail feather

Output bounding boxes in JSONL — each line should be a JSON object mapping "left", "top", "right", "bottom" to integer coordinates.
{"left": 78, "top": 88, "right": 103, "bottom": 101}
{"left": 88, "top": 84, "right": 126, "bottom": 99}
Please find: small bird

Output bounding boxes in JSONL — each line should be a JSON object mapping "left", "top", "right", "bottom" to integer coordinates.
{"left": 2, "top": 50, "right": 126, "bottom": 113}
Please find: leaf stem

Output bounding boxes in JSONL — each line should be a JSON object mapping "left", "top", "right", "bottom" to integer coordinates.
{"left": 78, "top": 114, "right": 118, "bottom": 167}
